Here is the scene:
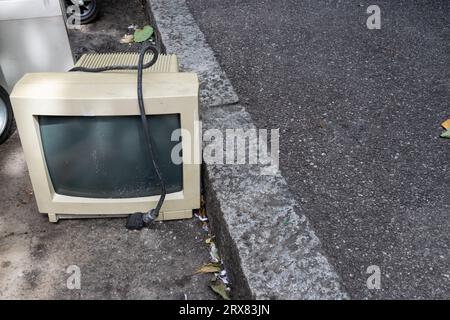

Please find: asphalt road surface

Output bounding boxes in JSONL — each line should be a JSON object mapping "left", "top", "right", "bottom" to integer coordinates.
{"left": 186, "top": 0, "right": 450, "bottom": 299}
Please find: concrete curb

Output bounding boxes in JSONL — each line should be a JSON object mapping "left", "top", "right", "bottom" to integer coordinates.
{"left": 148, "top": 0, "right": 239, "bottom": 108}
{"left": 147, "top": 0, "right": 348, "bottom": 299}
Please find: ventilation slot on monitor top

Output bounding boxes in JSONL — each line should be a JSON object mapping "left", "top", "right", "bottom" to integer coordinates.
{"left": 75, "top": 52, "right": 179, "bottom": 73}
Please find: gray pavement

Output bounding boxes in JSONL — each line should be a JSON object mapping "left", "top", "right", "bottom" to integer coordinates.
{"left": 186, "top": 0, "right": 450, "bottom": 299}
{"left": 0, "top": 133, "right": 216, "bottom": 300}
{"left": 0, "top": 0, "right": 216, "bottom": 300}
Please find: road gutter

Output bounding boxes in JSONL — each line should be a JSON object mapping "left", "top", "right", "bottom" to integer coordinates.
{"left": 146, "top": 0, "right": 348, "bottom": 299}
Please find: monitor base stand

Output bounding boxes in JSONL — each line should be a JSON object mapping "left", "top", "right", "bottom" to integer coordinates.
{"left": 45, "top": 209, "right": 193, "bottom": 223}
{"left": 48, "top": 213, "right": 58, "bottom": 223}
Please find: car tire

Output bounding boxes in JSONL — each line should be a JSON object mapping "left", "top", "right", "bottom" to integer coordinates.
{"left": 0, "top": 86, "right": 15, "bottom": 145}
{"left": 66, "top": 0, "right": 99, "bottom": 25}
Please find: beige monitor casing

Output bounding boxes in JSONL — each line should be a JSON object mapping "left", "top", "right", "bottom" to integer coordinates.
{"left": 11, "top": 72, "right": 201, "bottom": 222}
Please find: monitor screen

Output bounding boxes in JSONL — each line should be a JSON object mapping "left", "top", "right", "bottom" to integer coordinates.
{"left": 38, "top": 114, "right": 182, "bottom": 198}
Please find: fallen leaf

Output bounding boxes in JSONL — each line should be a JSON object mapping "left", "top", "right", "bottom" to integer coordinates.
{"left": 210, "top": 280, "right": 230, "bottom": 300}
{"left": 441, "top": 129, "right": 450, "bottom": 139}
{"left": 134, "top": 25, "right": 153, "bottom": 43}
{"left": 120, "top": 34, "right": 134, "bottom": 44}
{"left": 195, "top": 263, "right": 221, "bottom": 274}
{"left": 442, "top": 119, "right": 450, "bottom": 130}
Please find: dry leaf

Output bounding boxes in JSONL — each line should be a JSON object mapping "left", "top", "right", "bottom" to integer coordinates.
{"left": 441, "top": 119, "right": 450, "bottom": 130}
{"left": 120, "top": 34, "right": 134, "bottom": 44}
{"left": 201, "top": 195, "right": 206, "bottom": 206}
{"left": 210, "top": 280, "right": 230, "bottom": 300}
{"left": 195, "top": 263, "right": 221, "bottom": 274}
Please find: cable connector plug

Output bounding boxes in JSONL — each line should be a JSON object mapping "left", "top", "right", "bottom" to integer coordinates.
{"left": 125, "top": 209, "right": 160, "bottom": 230}
{"left": 125, "top": 213, "right": 145, "bottom": 230}
{"left": 142, "top": 208, "right": 159, "bottom": 224}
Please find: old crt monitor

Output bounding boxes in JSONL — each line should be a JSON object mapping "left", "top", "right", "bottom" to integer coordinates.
{"left": 10, "top": 72, "right": 200, "bottom": 222}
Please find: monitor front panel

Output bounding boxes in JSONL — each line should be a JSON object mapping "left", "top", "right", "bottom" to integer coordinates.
{"left": 38, "top": 114, "right": 182, "bottom": 199}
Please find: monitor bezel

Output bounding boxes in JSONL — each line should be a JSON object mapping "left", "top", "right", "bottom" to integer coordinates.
{"left": 11, "top": 72, "right": 200, "bottom": 221}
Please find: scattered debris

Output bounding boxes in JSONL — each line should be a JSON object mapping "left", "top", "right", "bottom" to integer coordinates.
{"left": 218, "top": 268, "right": 230, "bottom": 285}
{"left": 441, "top": 130, "right": 450, "bottom": 139}
{"left": 120, "top": 25, "right": 154, "bottom": 44}
{"left": 128, "top": 24, "right": 138, "bottom": 31}
{"left": 194, "top": 196, "right": 209, "bottom": 231}
{"left": 194, "top": 196, "right": 232, "bottom": 300}
{"left": 204, "top": 238, "right": 231, "bottom": 300}
{"left": 441, "top": 119, "right": 450, "bottom": 130}
{"left": 209, "top": 242, "right": 220, "bottom": 263}
{"left": 205, "top": 236, "right": 214, "bottom": 244}
{"left": 210, "top": 277, "right": 231, "bottom": 300}
{"left": 120, "top": 34, "right": 134, "bottom": 44}
{"left": 16, "top": 197, "right": 28, "bottom": 207}
{"left": 134, "top": 25, "right": 154, "bottom": 43}
{"left": 195, "top": 262, "right": 221, "bottom": 274}
{"left": 441, "top": 119, "right": 450, "bottom": 139}
{"left": 194, "top": 212, "right": 208, "bottom": 222}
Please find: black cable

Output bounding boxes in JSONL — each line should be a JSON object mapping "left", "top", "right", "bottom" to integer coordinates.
{"left": 136, "top": 45, "right": 166, "bottom": 220}
{"left": 70, "top": 43, "right": 166, "bottom": 223}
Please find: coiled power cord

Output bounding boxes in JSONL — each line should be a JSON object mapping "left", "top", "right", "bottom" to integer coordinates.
{"left": 70, "top": 44, "right": 166, "bottom": 229}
